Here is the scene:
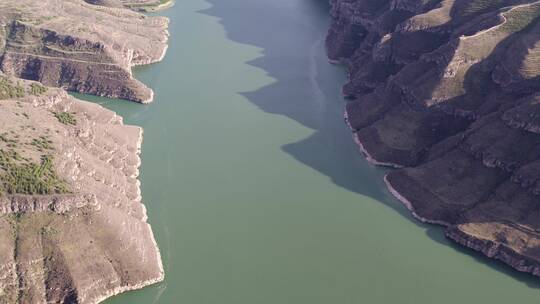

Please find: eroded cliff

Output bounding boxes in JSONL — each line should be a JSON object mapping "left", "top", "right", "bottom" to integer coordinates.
{"left": 0, "top": 75, "right": 163, "bottom": 303}
{"left": 0, "top": 0, "right": 169, "bottom": 302}
{"left": 327, "top": 0, "right": 540, "bottom": 277}
{"left": 0, "top": 0, "right": 169, "bottom": 103}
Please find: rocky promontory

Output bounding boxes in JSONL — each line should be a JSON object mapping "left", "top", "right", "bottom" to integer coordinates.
{"left": 0, "top": 0, "right": 169, "bottom": 302}
{"left": 0, "top": 75, "right": 163, "bottom": 303}
{"left": 0, "top": 0, "right": 169, "bottom": 103}
{"left": 84, "top": 0, "right": 175, "bottom": 12}
{"left": 327, "top": 0, "right": 540, "bottom": 277}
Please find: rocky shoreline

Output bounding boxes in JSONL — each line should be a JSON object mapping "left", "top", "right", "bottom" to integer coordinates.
{"left": 0, "top": 77, "right": 165, "bottom": 303}
{"left": 383, "top": 175, "right": 451, "bottom": 226}
{"left": 0, "top": 0, "right": 170, "bottom": 103}
{"left": 327, "top": 0, "right": 540, "bottom": 278}
{"left": 0, "top": 0, "right": 170, "bottom": 302}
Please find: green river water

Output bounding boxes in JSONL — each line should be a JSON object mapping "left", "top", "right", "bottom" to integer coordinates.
{"left": 76, "top": 0, "right": 540, "bottom": 303}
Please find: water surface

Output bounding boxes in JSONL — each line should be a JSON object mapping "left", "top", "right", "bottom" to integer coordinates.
{"left": 77, "top": 0, "right": 540, "bottom": 302}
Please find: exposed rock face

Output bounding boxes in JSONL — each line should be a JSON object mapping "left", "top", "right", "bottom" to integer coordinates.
{"left": 0, "top": 0, "right": 169, "bottom": 103}
{"left": 0, "top": 1, "right": 168, "bottom": 302}
{"left": 0, "top": 75, "right": 163, "bottom": 303}
{"left": 327, "top": 0, "right": 540, "bottom": 277}
{"left": 84, "top": 0, "right": 175, "bottom": 12}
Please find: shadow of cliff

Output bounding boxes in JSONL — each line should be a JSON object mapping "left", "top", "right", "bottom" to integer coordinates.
{"left": 200, "top": 0, "right": 419, "bottom": 221}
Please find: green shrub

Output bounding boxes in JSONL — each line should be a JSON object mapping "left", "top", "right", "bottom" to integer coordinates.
{"left": 53, "top": 112, "right": 77, "bottom": 125}
{"left": 30, "top": 136, "right": 54, "bottom": 151}
{"left": 0, "top": 151, "right": 69, "bottom": 195}
{"left": 0, "top": 77, "right": 25, "bottom": 100}
{"left": 28, "top": 83, "right": 48, "bottom": 96}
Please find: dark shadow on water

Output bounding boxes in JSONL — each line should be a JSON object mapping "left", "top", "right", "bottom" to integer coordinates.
{"left": 200, "top": 0, "right": 540, "bottom": 288}
{"left": 199, "top": 0, "right": 409, "bottom": 214}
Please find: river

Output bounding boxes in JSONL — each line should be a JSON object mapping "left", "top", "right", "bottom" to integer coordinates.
{"left": 76, "top": 0, "right": 540, "bottom": 303}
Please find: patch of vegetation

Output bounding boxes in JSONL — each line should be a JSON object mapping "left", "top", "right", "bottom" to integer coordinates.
{"left": 14, "top": 212, "right": 23, "bottom": 222}
{"left": 30, "top": 136, "right": 53, "bottom": 151}
{"left": 0, "top": 77, "right": 25, "bottom": 100}
{"left": 0, "top": 151, "right": 69, "bottom": 195}
{"left": 0, "top": 133, "right": 18, "bottom": 145}
{"left": 501, "top": 5, "right": 540, "bottom": 33}
{"left": 28, "top": 83, "right": 47, "bottom": 96}
{"left": 53, "top": 111, "right": 76, "bottom": 125}
{"left": 460, "top": 0, "right": 504, "bottom": 17}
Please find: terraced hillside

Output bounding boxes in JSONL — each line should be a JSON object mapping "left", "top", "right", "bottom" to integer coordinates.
{"left": 0, "top": 75, "right": 163, "bottom": 303}
{"left": 327, "top": 0, "right": 540, "bottom": 277}
{"left": 85, "top": 0, "right": 175, "bottom": 12}
{"left": 0, "top": 0, "right": 169, "bottom": 103}
{"left": 0, "top": 1, "right": 169, "bottom": 302}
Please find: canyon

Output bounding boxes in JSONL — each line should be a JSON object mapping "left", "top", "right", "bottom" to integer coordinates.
{"left": 1, "top": 0, "right": 540, "bottom": 302}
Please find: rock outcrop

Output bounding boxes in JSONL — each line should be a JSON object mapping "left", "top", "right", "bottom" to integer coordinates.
{"left": 0, "top": 1, "right": 169, "bottom": 302}
{"left": 327, "top": 0, "right": 540, "bottom": 277}
{"left": 84, "top": 0, "right": 175, "bottom": 12}
{"left": 0, "top": 0, "right": 169, "bottom": 103}
{"left": 0, "top": 75, "right": 163, "bottom": 303}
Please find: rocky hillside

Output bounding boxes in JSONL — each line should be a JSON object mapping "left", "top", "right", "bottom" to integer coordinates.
{"left": 84, "top": 0, "right": 175, "bottom": 12}
{"left": 0, "top": 75, "right": 163, "bottom": 303}
{"left": 0, "top": 0, "right": 169, "bottom": 103}
{"left": 327, "top": 0, "right": 540, "bottom": 276}
{"left": 0, "top": 1, "right": 169, "bottom": 302}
